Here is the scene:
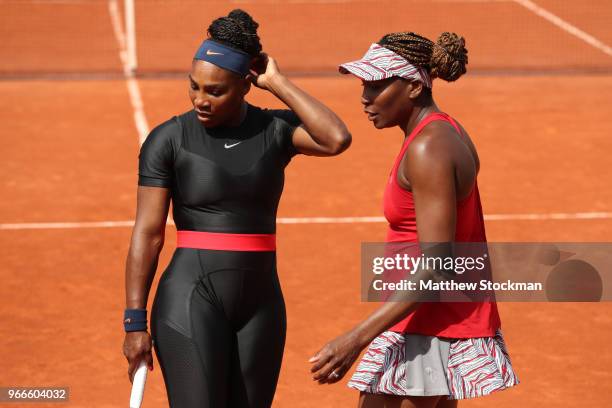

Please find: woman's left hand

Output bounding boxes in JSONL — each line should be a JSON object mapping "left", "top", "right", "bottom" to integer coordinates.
{"left": 249, "top": 53, "right": 282, "bottom": 91}
{"left": 309, "top": 330, "right": 364, "bottom": 384}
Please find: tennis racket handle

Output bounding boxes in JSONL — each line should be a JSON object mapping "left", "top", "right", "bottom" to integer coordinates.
{"left": 130, "top": 360, "right": 148, "bottom": 408}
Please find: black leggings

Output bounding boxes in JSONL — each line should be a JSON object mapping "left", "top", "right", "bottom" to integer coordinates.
{"left": 151, "top": 248, "right": 286, "bottom": 408}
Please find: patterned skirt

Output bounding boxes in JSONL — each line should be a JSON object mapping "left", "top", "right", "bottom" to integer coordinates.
{"left": 347, "top": 329, "right": 519, "bottom": 400}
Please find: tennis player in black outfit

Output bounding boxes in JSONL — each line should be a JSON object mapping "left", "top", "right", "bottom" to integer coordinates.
{"left": 122, "top": 9, "right": 351, "bottom": 408}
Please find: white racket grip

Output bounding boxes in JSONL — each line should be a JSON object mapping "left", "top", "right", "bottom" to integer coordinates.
{"left": 130, "top": 360, "right": 148, "bottom": 408}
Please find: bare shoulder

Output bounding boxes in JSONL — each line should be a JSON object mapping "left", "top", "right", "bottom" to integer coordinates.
{"left": 448, "top": 117, "right": 480, "bottom": 173}
{"left": 402, "top": 122, "right": 456, "bottom": 185}
{"left": 402, "top": 117, "right": 480, "bottom": 182}
{"left": 406, "top": 120, "right": 458, "bottom": 162}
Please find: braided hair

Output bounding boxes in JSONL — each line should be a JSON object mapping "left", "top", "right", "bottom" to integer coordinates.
{"left": 378, "top": 31, "right": 468, "bottom": 82}
{"left": 207, "top": 9, "right": 262, "bottom": 57}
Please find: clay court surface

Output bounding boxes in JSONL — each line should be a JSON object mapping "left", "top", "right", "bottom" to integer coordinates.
{"left": 1, "top": 1, "right": 611, "bottom": 407}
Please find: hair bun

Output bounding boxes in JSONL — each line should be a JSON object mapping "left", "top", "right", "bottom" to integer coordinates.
{"left": 207, "top": 9, "right": 262, "bottom": 56}
{"left": 228, "top": 9, "right": 259, "bottom": 34}
{"left": 430, "top": 32, "right": 468, "bottom": 82}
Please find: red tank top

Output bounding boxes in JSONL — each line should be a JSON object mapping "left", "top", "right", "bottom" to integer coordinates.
{"left": 383, "top": 112, "right": 501, "bottom": 338}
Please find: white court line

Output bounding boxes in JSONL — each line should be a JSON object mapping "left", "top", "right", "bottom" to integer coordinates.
{"left": 513, "top": 0, "right": 612, "bottom": 57}
{"left": 230, "top": 0, "right": 374, "bottom": 3}
{"left": 1, "top": 212, "right": 612, "bottom": 230}
{"left": 484, "top": 211, "right": 612, "bottom": 221}
{"left": 0, "top": 221, "right": 137, "bottom": 230}
{"left": 0, "top": 0, "right": 90, "bottom": 3}
{"left": 279, "top": 216, "right": 385, "bottom": 224}
{"left": 108, "top": 0, "right": 150, "bottom": 145}
{"left": 431, "top": 0, "right": 509, "bottom": 2}
{"left": 231, "top": 0, "right": 508, "bottom": 3}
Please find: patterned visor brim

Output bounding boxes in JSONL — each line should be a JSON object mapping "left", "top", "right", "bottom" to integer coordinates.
{"left": 339, "top": 43, "right": 432, "bottom": 88}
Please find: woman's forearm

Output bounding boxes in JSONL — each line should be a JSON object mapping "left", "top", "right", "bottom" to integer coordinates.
{"left": 352, "top": 241, "right": 459, "bottom": 347}
{"left": 352, "top": 301, "right": 420, "bottom": 348}
{"left": 267, "top": 74, "right": 351, "bottom": 153}
{"left": 125, "top": 230, "right": 165, "bottom": 309}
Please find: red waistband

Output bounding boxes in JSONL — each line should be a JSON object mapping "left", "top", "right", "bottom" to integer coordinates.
{"left": 176, "top": 230, "right": 276, "bottom": 251}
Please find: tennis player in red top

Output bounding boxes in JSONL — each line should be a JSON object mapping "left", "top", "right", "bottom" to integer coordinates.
{"left": 309, "top": 32, "right": 519, "bottom": 407}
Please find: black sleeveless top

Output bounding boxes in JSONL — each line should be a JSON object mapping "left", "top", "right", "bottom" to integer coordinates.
{"left": 138, "top": 104, "right": 300, "bottom": 234}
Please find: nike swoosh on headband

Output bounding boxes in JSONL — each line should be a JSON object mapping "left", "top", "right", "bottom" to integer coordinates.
{"left": 224, "top": 142, "right": 241, "bottom": 149}
{"left": 194, "top": 39, "right": 251, "bottom": 76}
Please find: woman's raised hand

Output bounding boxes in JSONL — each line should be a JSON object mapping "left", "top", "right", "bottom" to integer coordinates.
{"left": 249, "top": 53, "right": 282, "bottom": 91}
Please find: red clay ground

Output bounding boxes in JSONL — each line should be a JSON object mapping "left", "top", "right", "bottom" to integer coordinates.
{"left": 1, "top": 74, "right": 611, "bottom": 407}
{"left": 133, "top": 0, "right": 612, "bottom": 74}
{"left": 2, "top": 2, "right": 612, "bottom": 406}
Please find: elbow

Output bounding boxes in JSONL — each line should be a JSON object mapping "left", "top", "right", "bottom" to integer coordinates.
{"left": 131, "top": 225, "right": 165, "bottom": 252}
{"left": 149, "top": 232, "right": 165, "bottom": 250}
{"left": 327, "top": 129, "right": 352, "bottom": 156}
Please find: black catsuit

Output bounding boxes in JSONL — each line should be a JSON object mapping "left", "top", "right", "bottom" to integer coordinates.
{"left": 137, "top": 104, "right": 300, "bottom": 407}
